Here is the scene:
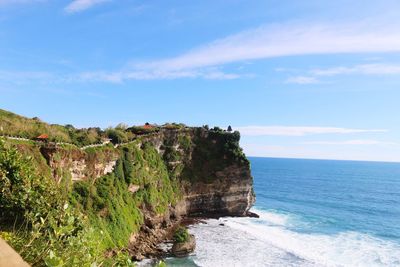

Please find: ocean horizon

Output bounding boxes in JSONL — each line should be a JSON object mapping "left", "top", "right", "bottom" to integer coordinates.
{"left": 164, "top": 157, "right": 400, "bottom": 267}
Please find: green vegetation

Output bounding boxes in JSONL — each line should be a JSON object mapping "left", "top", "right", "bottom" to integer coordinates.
{"left": 173, "top": 227, "right": 189, "bottom": 243}
{"left": 0, "top": 109, "right": 250, "bottom": 266}
{"left": 178, "top": 134, "right": 191, "bottom": 152}
{"left": 162, "top": 123, "right": 187, "bottom": 130}
{"left": 0, "top": 109, "right": 151, "bottom": 147}
{"left": 127, "top": 125, "right": 159, "bottom": 135}
{"left": 182, "top": 127, "right": 248, "bottom": 183}
{"left": 0, "top": 138, "right": 182, "bottom": 266}
{"left": 0, "top": 139, "right": 104, "bottom": 266}
{"left": 70, "top": 141, "right": 181, "bottom": 250}
{"left": 155, "top": 261, "right": 167, "bottom": 267}
{"left": 0, "top": 109, "right": 71, "bottom": 142}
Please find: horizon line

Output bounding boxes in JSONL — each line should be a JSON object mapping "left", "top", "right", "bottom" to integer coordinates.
{"left": 246, "top": 155, "right": 400, "bottom": 164}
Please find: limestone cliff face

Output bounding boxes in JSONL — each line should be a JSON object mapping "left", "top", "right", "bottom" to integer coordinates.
{"left": 137, "top": 127, "right": 255, "bottom": 217}
{"left": 39, "top": 145, "right": 119, "bottom": 183}
{"left": 183, "top": 163, "right": 255, "bottom": 217}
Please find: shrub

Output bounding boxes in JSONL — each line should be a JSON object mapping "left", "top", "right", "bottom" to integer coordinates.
{"left": 105, "top": 128, "right": 128, "bottom": 144}
{"left": 173, "top": 226, "right": 189, "bottom": 243}
{"left": 0, "top": 139, "right": 104, "bottom": 266}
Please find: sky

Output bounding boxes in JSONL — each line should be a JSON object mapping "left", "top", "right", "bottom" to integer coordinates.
{"left": 1, "top": 0, "right": 400, "bottom": 162}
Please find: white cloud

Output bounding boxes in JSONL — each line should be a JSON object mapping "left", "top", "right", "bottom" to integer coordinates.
{"left": 74, "top": 68, "right": 242, "bottom": 83}
{"left": 4, "top": 19, "right": 400, "bottom": 82}
{"left": 65, "top": 0, "right": 109, "bottom": 13}
{"left": 302, "top": 140, "right": 396, "bottom": 145}
{"left": 311, "top": 63, "right": 400, "bottom": 76}
{"left": 135, "top": 20, "right": 400, "bottom": 73}
{"left": 285, "top": 76, "right": 319, "bottom": 84}
{"left": 284, "top": 63, "right": 400, "bottom": 84}
{"left": 80, "top": 19, "right": 400, "bottom": 82}
{"left": 235, "top": 126, "right": 387, "bottom": 137}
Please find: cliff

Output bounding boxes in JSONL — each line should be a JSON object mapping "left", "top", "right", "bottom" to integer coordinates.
{"left": 138, "top": 127, "right": 255, "bottom": 217}
{"left": 0, "top": 111, "right": 255, "bottom": 264}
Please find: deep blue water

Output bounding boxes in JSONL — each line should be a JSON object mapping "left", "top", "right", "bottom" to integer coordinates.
{"left": 162, "top": 157, "right": 400, "bottom": 267}
{"left": 251, "top": 157, "right": 400, "bottom": 241}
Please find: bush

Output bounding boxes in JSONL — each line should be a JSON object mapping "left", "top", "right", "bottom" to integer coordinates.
{"left": 0, "top": 139, "right": 103, "bottom": 266}
{"left": 0, "top": 139, "right": 54, "bottom": 220}
{"left": 173, "top": 227, "right": 189, "bottom": 243}
{"left": 105, "top": 128, "right": 128, "bottom": 144}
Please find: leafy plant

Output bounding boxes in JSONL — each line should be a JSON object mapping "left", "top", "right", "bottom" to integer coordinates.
{"left": 0, "top": 139, "right": 103, "bottom": 266}
{"left": 173, "top": 227, "right": 189, "bottom": 243}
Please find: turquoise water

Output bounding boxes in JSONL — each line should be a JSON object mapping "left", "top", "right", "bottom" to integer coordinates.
{"left": 164, "top": 157, "right": 400, "bottom": 267}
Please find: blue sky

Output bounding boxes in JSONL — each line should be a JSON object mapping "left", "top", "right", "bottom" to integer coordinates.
{"left": 1, "top": 0, "right": 400, "bottom": 162}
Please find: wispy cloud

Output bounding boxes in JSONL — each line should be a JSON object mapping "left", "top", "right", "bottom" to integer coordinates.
{"left": 285, "top": 76, "right": 319, "bottom": 84}
{"left": 235, "top": 126, "right": 387, "bottom": 137}
{"left": 73, "top": 68, "right": 243, "bottom": 83}
{"left": 302, "top": 140, "right": 396, "bottom": 145}
{"left": 3, "top": 19, "right": 400, "bottom": 82}
{"left": 134, "top": 20, "right": 400, "bottom": 73}
{"left": 76, "top": 20, "right": 400, "bottom": 82}
{"left": 0, "top": 68, "right": 243, "bottom": 84}
{"left": 284, "top": 63, "right": 400, "bottom": 85}
{"left": 65, "top": 0, "right": 109, "bottom": 13}
{"left": 311, "top": 63, "right": 400, "bottom": 76}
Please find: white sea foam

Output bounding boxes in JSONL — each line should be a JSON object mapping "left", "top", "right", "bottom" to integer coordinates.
{"left": 188, "top": 209, "right": 400, "bottom": 267}
{"left": 254, "top": 208, "right": 291, "bottom": 226}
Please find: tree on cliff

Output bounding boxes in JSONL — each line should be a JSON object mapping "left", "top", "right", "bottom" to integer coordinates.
{"left": 227, "top": 125, "right": 232, "bottom": 132}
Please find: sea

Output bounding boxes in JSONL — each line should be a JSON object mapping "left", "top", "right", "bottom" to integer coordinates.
{"left": 163, "top": 157, "right": 400, "bottom": 267}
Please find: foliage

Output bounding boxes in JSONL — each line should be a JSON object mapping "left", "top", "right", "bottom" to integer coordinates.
{"left": 105, "top": 128, "right": 129, "bottom": 144}
{"left": 155, "top": 261, "right": 167, "bottom": 267}
{"left": 0, "top": 109, "right": 251, "bottom": 265}
{"left": 0, "top": 139, "right": 103, "bottom": 266}
{"left": 182, "top": 128, "right": 248, "bottom": 183}
{"left": 127, "top": 126, "right": 159, "bottom": 135}
{"left": 0, "top": 109, "right": 139, "bottom": 147}
{"left": 0, "top": 140, "right": 54, "bottom": 221}
{"left": 173, "top": 227, "right": 189, "bottom": 243}
{"left": 178, "top": 135, "right": 191, "bottom": 152}
{"left": 101, "top": 250, "right": 136, "bottom": 267}
{"left": 163, "top": 146, "right": 180, "bottom": 162}
{"left": 70, "top": 141, "right": 181, "bottom": 251}
{"left": 0, "top": 109, "right": 71, "bottom": 142}
{"left": 162, "top": 123, "right": 186, "bottom": 130}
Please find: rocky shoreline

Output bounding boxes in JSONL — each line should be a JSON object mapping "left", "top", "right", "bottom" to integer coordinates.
{"left": 128, "top": 211, "right": 259, "bottom": 261}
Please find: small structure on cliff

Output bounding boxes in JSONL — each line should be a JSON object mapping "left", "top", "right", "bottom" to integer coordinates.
{"left": 35, "top": 134, "right": 49, "bottom": 143}
{"left": 143, "top": 122, "right": 153, "bottom": 129}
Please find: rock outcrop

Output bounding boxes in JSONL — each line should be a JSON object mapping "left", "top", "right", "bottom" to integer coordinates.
{"left": 138, "top": 127, "right": 255, "bottom": 218}
{"left": 39, "top": 145, "right": 119, "bottom": 183}
{"left": 171, "top": 234, "right": 196, "bottom": 257}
